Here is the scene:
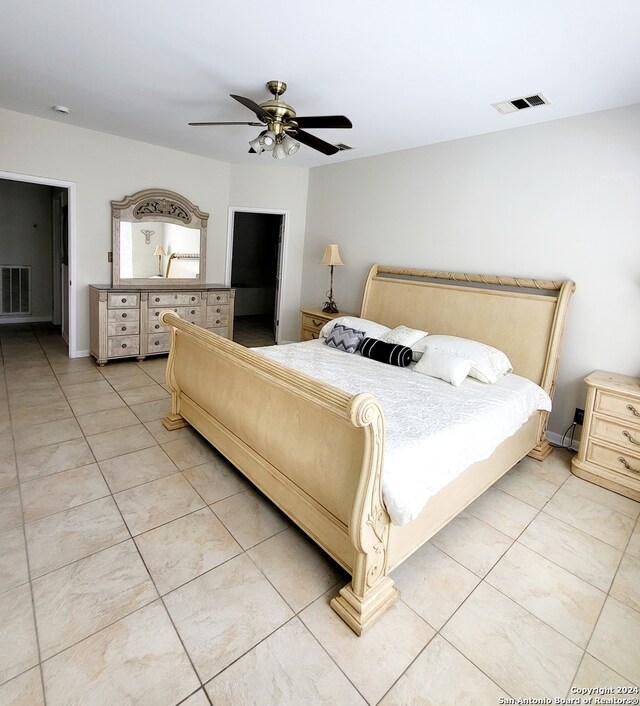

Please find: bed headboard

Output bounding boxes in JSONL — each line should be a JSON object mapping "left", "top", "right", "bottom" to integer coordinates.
{"left": 360, "top": 265, "right": 575, "bottom": 397}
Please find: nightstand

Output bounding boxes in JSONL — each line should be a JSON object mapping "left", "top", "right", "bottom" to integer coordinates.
{"left": 299, "top": 307, "right": 355, "bottom": 341}
{"left": 571, "top": 370, "right": 640, "bottom": 501}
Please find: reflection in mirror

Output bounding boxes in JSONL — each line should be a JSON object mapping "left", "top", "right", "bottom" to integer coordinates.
{"left": 111, "top": 189, "right": 208, "bottom": 287}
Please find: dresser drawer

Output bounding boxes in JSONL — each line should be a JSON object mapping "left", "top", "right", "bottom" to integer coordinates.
{"left": 301, "top": 327, "right": 320, "bottom": 341}
{"left": 594, "top": 390, "right": 640, "bottom": 425}
{"left": 108, "top": 321, "right": 139, "bottom": 336}
{"left": 148, "top": 309, "right": 201, "bottom": 332}
{"left": 592, "top": 416, "right": 640, "bottom": 453}
{"left": 108, "top": 293, "right": 139, "bottom": 308}
{"left": 301, "top": 313, "right": 328, "bottom": 332}
{"left": 586, "top": 440, "right": 640, "bottom": 481}
{"left": 149, "top": 292, "right": 201, "bottom": 307}
{"left": 147, "top": 332, "right": 171, "bottom": 352}
{"left": 206, "top": 308, "right": 229, "bottom": 328}
{"left": 107, "top": 335, "right": 140, "bottom": 357}
{"left": 207, "top": 291, "right": 230, "bottom": 305}
{"left": 107, "top": 308, "right": 139, "bottom": 324}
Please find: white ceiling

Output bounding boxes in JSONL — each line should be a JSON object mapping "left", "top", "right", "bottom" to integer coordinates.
{"left": 1, "top": 0, "right": 639, "bottom": 168}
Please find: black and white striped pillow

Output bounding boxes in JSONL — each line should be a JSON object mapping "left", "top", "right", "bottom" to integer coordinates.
{"left": 324, "top": 324, "right": 366, "bottom": 353}
{"left": 360, "top": 337, "right": 413, "bottom": 367}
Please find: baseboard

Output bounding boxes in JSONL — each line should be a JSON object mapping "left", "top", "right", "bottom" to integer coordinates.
{"left": 73, "top": 349, "right": 90, "bottom": 359}
{"left": 0, "top": 315, "right": 52, "bottom": 324}
{"left": 546, "top": 429, "right": 580, "bottom": 452}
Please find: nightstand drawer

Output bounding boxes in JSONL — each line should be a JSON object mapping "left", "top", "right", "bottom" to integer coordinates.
{"left": 592, "top": 416, "right": 640, "bottom": 453}
{"left": 586, "top": 440, "right": 640, "bottom": 480}
{"left": 301, "top": 327, "right": 320, "bottom": 341}
{"left": 302, "top": 313, "right": 328, "bottom": 331}
{"left": 595, "top": 390, "right": 640, "bottom": 425}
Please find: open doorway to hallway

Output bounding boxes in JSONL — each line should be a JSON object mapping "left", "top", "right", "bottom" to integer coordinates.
{"left": 227, "top": 210, "right": 286, "bottom": 347}
{"left": 0, "top": 174, "right": 73, "bottom": 355}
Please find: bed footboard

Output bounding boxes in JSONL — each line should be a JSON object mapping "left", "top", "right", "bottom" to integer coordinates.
{"left": 159, "top": 311, "right": 398, "bottom": 634}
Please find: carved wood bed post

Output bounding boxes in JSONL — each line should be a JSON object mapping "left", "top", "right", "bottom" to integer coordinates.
{"left": 161, "top": 314, "right": 189, "bottom": 431}
{"left": 330, "top": 393, "right": 399, "bottom": 635}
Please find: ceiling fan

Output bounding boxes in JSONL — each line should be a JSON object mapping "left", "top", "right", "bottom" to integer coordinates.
{"left": 189, "top": 80, "right": 352, "bottom": 158}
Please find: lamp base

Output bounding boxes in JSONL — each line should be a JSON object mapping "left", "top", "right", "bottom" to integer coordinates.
{"left": 322, "top": 301, "right": 339, "bottom": 314}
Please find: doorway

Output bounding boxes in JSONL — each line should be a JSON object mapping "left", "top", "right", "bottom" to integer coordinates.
{"left": 226, "top": 208, "right": 287, "bottom": 347}
{"left": 0, "top": 173, "right": 75, "bottom": 355}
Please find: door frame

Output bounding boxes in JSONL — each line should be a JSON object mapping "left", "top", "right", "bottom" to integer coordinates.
{"left": 0, "top": 170, "right": 77, "bottom": 357}
{"left": 225, "top": 207, "right": 289, "bottom": 343}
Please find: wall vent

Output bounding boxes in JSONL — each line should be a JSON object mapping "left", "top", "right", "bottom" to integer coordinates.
{"left": 492, "top": 93, "right": 550, "bottom": 114}
{"left": 335, "top": 143, "right": 354, "bottom": 151}
{"left": 0, "top": 266, "right": 31, "bottom": 315}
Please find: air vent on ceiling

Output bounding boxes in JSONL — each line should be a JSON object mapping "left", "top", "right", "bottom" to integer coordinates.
{"left": 335, "top": 143, "right": 354, "bottom": 151}
{"left": 492, "top": 93, "right": 549, "bottom": 114}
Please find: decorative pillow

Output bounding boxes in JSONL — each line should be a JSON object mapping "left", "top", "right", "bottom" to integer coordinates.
{"left": 380, "top": 325, "right": 428, "bottom": 348}
{"left": 319, "top": 316, "right": 391, "bottom": 341}
{"left": 411, "top": 335, "right": 431, "bottom": 361}
{"left": 324, "top": 324, "right": 366, "bottom": 354}
{"left": 420, "top": 335, "right": 512, "bottom": 383}
{"left": 414, "top": 350, "right": 472, "bottom": 387}
{"left": 360, "top": 337, "right": 413, "bottom": 367}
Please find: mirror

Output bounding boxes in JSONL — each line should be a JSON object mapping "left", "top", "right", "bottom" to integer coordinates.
{"left": 111, "top": 189, "right": 207, "bottom": 287}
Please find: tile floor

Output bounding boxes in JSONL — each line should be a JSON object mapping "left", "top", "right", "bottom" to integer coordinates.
{"left": 233, "top": 314, "right": 276, "bottom": 347}
{"left": 0, "top": 324, "right": 639, "bottom": 705}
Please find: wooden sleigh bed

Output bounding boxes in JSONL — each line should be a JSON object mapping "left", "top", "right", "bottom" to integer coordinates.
{"left": 160, "top": 264, "right": 575, "bottom": 635}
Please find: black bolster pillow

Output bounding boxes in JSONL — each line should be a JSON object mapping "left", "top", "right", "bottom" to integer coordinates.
{"left": 359, "top": 337, "right": 413, "bottom": 367}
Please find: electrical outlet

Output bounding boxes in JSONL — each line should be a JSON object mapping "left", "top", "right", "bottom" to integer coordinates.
{"left": 573, "top": 408, "right": 584, "bottom": 425}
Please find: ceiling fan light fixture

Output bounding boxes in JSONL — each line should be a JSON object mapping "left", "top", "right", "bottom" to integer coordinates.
{"left": 281, "top": 134, "right": 300, "bottom": 156}
{"left": 259, "top": 130, "right": 276, "bottom": 150}
{"left": 248, "top": 135, "right": 265, "bottom": 154}
{"left": 272, "top": 141, "right": 287, "bottom": 159}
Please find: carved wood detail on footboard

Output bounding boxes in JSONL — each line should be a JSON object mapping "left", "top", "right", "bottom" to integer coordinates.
{"left": 159, "top": 310, "right": 397, "bottom": 635}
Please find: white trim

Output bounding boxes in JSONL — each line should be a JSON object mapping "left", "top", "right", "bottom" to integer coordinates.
{"left": 546, "top": 429, "right": 580, "bottom": 452}
{"left": 0, "top": 170, "right": 78, "bottom": 357}
{"left": 226, "top": 207, "right": 289, "bottom": 343}
{"left": 0, "top": 315, "right": 50, "bottom": 325}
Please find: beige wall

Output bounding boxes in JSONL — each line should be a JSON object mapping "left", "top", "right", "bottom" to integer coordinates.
{"left": 0, "top": 108, "right": 231, "bottom": 353}
{"left": 303, "top": 104, "right": 640, "bottom": 435}
{"left": 0, "top": 109, "right": 309, "bottom": 352}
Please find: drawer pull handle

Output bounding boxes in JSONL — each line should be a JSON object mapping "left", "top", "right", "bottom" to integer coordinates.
{"left": 122, "top": 313, "right": 127, "bottom": 319}
{"left": 121, "top": 326, "right": 127, "bottom": 332}
{"left": 311, "top": 319, "right": 323, "bottom": 327}
{"left": 155, "top": 324, "right": 160, "bottom": 330}
{"left": 121, "top": 297, "right": 127, "bottom": 303}
{"left": 217, "top": 295, "right": 221, "bottom": 300}
{"left": 215, "top": 319, "right": 220, "bottom": 325}
{"left": 121, "top": 343, "right": 127, "bottom": 349}
{"left": 154, "top": 341, "right": 159, "bottom": 346}
{"left": 190, "top": 309, "right": 195, "bottom": 315}
{"left": 191, "top": 297, "right": 196, "bottom": 301}
{"left": 619, "top": 457, "right": 640, "bottom": 474}
{"left": 155, "top": 297, "right": 160, "bottom": 302}
{"left": 622, "top": 430, "right": 640, "bottom": 446}
{"left": 312, "top": 333, "right": 319, "bottom": 339}
{"left": 627, "top": 404, "right": 640, "bottom": 418}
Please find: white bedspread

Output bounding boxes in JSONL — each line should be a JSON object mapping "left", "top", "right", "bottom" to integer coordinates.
{"left": 253, "top": 340, "right": 551, "bottom": 525}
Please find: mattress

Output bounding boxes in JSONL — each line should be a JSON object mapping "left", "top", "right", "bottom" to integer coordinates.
{"left": 253, "top": 339, "right": 551, "bottom": 525}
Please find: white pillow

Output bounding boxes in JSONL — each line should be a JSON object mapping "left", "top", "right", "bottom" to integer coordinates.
{"left": 420, "top": 335, "right": 512, "bottom": 384}
{"left": 380, "top": 325, "right": 428, "bottom": 348}
{"left": 414, "top": 350, "right": 472, "bottom": 387}
{"left": 410, "top": 334, "right": 431, "bottom": 361}
{"left": 319, "top": 316, "right": 391, "bottom": 341}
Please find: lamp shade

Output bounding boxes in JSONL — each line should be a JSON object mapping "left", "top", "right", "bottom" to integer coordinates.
{"left": 320, "top": 244, "right": 344, "bottom": 266}
{"left": 153, "top": 245, "right": 167, "bottom": 257}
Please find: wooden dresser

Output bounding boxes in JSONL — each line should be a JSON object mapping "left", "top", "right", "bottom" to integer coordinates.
{"left": 571, "top": 370, "right": 640, "bottom": 500}
{"left": 90, "top": 284, "right": 234, "bottom": 365}
{"left": 299, "top": 307, "right": 355, "bottom": 341}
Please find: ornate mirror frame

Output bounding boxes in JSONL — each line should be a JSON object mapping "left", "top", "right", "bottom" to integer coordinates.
{"left": 111, "top": 188, "right": 208, "bottom": 288}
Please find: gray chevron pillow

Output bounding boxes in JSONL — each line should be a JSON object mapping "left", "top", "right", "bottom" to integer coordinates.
{"left": 324, "top": 324, "right": 366, "bottom": 353}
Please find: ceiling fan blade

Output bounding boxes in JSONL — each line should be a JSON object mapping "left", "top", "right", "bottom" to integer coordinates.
{"left": 189, "top": 121, "right": 263, "bottom": 126}
{"left": 293, "top": 129, "right": 340, "bottom": 156}
{"left": 230, "top": 94, "right": 272, "bottom": 122}
{"left": 293, "top": 115, "right": 352, "bottom": 129}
